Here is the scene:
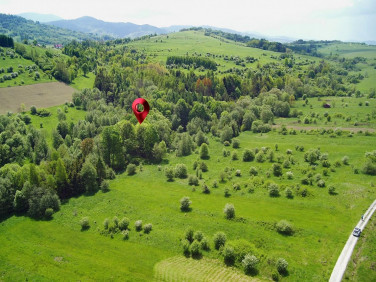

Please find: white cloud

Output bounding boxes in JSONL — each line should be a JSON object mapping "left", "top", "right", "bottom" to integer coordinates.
{"left": 0, "top": 0, "right": 374, "bottom": 41}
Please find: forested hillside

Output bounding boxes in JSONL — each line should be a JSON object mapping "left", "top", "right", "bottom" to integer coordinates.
{"left": 0, "top": 14, "right": 107, "bottom": 45}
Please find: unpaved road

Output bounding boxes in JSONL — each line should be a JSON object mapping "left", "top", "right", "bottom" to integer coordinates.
{"left": 0, "top": 82, "right": 75, "bottom": 114}
{"left": 329, "top": 199, "right": 376, "bottom": 282}
{"left": 272, "top": 125, "right": 375, "bottom": 133}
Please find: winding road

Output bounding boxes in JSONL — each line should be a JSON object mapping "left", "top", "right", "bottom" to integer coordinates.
{"left": 329, "top": 199, "right": 376, "bottom": 282}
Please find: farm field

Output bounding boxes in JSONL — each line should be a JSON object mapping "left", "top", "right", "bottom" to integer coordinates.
{"left": 0, "top": 126, "right": 375, "bottom": 280}
{"left": 0, "top": 82, "right": 75, "bottom": 114}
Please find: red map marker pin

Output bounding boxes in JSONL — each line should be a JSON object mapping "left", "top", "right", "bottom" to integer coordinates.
{"left": 132, "top": 98, "right": 150, "bottom": 124}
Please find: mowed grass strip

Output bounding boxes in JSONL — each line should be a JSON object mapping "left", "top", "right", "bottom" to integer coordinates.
{"left": 154, "top": 256, "right": 254, "bottom": 282}
{"left": 0, "top": 82, "right": 75, "bottom": 114}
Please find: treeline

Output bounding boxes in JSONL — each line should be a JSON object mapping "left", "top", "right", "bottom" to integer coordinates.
{"left": 166, "top": 56, "right": 217, "bottom": 71}
{"left": 247, "top": 38, "right": 286, "bottom": 52}
{"left": 0, "top": 34, "right": 14, "bottom": 48}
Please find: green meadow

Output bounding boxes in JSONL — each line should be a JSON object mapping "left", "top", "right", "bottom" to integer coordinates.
{"left": 1, "top": 117, "right": 375, "bottom": 280}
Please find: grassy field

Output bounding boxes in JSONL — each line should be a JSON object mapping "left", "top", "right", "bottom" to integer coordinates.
{"left": 343, "top": 216, "right": 376, "bottom": 281}
{"left": 0, "top": 126, "right": 375, "bottom": 280}
{"left": 127, "top": 31, "right": 319, "bottom": 74}
{"left": 0, "top": 50, "right": 54, "bottom": 88}
{"left": 28, "top": 104, "right": 86, "bottom": 146}
{"left": 71, "top": 72, "right": 95, "bottom": 90}
{"left": 275, "top": 96, "right": 376, "bottom": 130}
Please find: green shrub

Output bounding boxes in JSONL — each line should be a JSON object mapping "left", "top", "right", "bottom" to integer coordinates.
{"left": 45, "top": 208, "right": 53, "bottom": 219}
{"left": 193, "top": 231, "right": 204, "bottom": 242}
{"left": 285, "top": 188, "right": 293, "bottom": 199}
{"left": 213, "top": 232, "right": 227, "bottom": 250}
{"left": 223, "top": 245, "right": 236, "bottom": 265}
{"left": 182, "top": 239, "right": 190, "bottom": 255}
{"left": 135, "top": 220, "right": 142, "bottom": 231}
{"left": 232, "top": 139, "right": 240, "bottom": 148}
{"left": 127, "top": 164, "right": 137, "bottom": 175}
{"left": 143, "top": 223, "right": 153, "bottom": 234}
{"left": 185, "top": 227, "right": 194, "bottom": 243}
{"left": 231, "top": 152, "right": 238, "bottom": 160}
{"left": 276, "top": 258, "right": 288, "bottom": 274}
{"left": 122, "top": 230, "right": 129, "bottom": 240}
{"left": 286, "top": 171, "right": 293, "bottom": 179}
{"left": 268, "top": 183, "right": 280, "bottom": 197}
{"left": 243, "top": 149, "right": 255, "bottom": 162}
{"left": 328, "top": 185, "right": 337, "bottom": 195}
{"left": 103, "top": 218, "right": 109, "bottom": 230}
{"left": 342, "top": 156, "right": 349, "bottom": 165}
{"left": 100, "top": 180, "right": 110, "bottom": 192}
{"left": 180, "top": 196, "right": 192, "bottom": 212}
{"left": 235, "top": 169, "right": 241, "bottom": 177}
{"left": 188, "top": 175, "right": 199, "bottom": 186}
{"left": 212, "top": 180, "right": 218, "bottom": 188}
{"left": 165, "top": 167, "right": 174, "bottom": 181}
{"left": 224, "top": 203, "right": 235, "bottom": 219}
{"left": 202, "top": 183, "right": 210, "bottom": 194}
{"left": 190, "top": 240, "right": 202, "bottom": 257}
{"left": 80, "top": 217, "right": 90, "bottom": 230}
{"left": 249, "top": 166, "right": 258, "bottom": 176}
{"left": 317, "top": 179, "right": 326, "bottom": 187}
{"left": 276, "top": 220, "right": 294, "bottom": 235}
{"left": 113, "top": 216, "right": 119, "bottom": 227}
{"left": 363, "top": 161, "right": 376, "bottom": 175}
{"left": 199, "top": 143, "right": 210, "bottom": 159}
{"left": 199, "top": 161, "right": 208, "bottom": 172}
{"left": 175, "top": 164, "right": 188, "bottom": 178}
{"left": 200, "top": 237, "right": 210, "bottom": 251}
{"left": 242, "top": 254, "right": 259, "bottom": 274}
{"left": 272, "top": 163, "right": 283, "bottom": 177}
{"left": 119, "top": 217, "right": 130, "bottom": 230}
{"left": 224, "top": 188, "right": 231, "bottom": 197}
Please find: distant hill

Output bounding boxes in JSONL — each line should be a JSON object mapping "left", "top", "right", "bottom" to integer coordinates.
{"left": 0, "top": 14, "right": 107, "bottom": 45}
{"left": 47, "top": 16, "right": 165, "bottom": 38}
{"left": 18, "top": 13, "right": 62, "bottom": 23}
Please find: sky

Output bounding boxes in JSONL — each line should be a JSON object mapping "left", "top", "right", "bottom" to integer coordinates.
{"left": 0, "top": 0, "right": 375, "bottom": 41}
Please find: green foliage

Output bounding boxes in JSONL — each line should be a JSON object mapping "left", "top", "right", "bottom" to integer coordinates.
{"left": 276, "top": 258, "right": 289, "bottom": 275}
{"left": 165, "top": 167, "right": 174, "bottom": 182}
{"left": 242, "top": 149, "right": 255, "bottom": 162}
{"left": 174, "top": 164, "right": 188, "bottom": 179}
{"left": 224, "top": 203, "right": 235, "bottom": 219}
{"left": 135, "top": 220, "right": 142, "bottom": 232}
{"left": 143, "top": 223, "right": 153, "bottom": 234}
{"left": 180, "top": 196, "right": 192, "bottom": 212}
{"left": 118, "top": 217, "right": 130, "bottom": 231}
{"left": 242, "top": 254, "right": 259, "bottom": 274}
{"left": 80, "top": 217, "right": 90, "bottom": 230}
{"left": 268, "top": 183, "right": 280, "bottom": 197}
{"left": 272, "top": 163, "right": 283, "bottom": 177}
{"left": 199, "top": 143, "right": 210, "bottom": 159}
{"left": 276, "top": 220, "right": 294, "bottom": 235}
{"left": 127, "top": 164, "right": 137, "bottom": 176}
{"left": 190, "top": 240, "right": 202, "bottom": 257}
{"left": 213, "top": 232, "right": 227, "bottom": 250}
{"left": 222, "top": 245, "right": 236, "bottom": 265}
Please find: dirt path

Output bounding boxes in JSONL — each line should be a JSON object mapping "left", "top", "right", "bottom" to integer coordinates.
{"left": 0, "top": 82, "right": 76, "bottom": 114}
{"left": 272, "top": 124, "right": 375, "bottom": 133}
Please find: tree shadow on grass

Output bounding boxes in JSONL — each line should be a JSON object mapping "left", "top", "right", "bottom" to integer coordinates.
{"left": 191, "top": 253, "right": 203, "bottom": 260}
{"left": 245, "top": 268, "right": 259, "bottom": 277}
{"left": 81, "top": 226, "right": 90, "bottom": 232}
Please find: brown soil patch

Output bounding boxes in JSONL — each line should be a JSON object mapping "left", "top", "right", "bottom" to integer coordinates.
{"left": 0, "top": 82, "right": 76, "bottom": 114}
